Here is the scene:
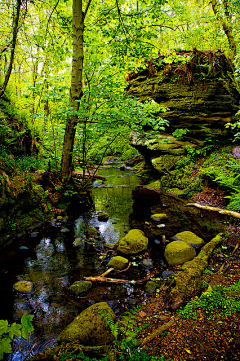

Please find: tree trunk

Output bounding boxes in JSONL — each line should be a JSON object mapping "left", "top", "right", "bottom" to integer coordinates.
{"left": 0, "top": 0, "right": 21, "bottom": 98}
{"left": 211, "top": 0, "right": 236, "bottom": 58}
{"left": 61, "top": 0, "right": 84, "bottom": 178}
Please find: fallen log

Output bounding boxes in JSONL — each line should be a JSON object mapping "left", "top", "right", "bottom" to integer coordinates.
{"left": 73, "top": 171, "right": 106, "bottom": 181}
{"left": 139, "top": 317, "right": 176, "bottom": 347}
{"left": 166, "top": 233, "right": 223, "bottom": 310}
{"left": 186, "top": 202, "right": 240, "bottom": 219}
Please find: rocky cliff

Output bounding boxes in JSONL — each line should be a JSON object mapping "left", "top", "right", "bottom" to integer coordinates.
{"left": 126, "top": 49, "right": 239, "bottom": 140}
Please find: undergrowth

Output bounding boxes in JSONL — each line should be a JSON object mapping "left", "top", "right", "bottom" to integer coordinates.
{"left": 178, "top": 279, "right": 240, "bottom": 320}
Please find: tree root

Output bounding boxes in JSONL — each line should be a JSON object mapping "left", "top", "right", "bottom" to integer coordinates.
{"left": 186, "top": 202, "right": 240, "bottom": 219}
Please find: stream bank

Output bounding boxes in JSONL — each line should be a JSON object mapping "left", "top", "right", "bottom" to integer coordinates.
{"left": 1, "top": 159, "right": 239, "bottom": 361}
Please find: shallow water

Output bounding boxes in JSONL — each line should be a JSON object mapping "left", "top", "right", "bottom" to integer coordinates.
{"left": 0, "top": 162, "right": 227, "bottom": 360}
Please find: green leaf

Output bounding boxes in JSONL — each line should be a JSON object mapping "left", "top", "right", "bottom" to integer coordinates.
{"left": 0, "top": 337, "right": 12, "bottom": 354}
{"left": 21, "top": 313, "right": 34, "bottom": 340}
{"left": 8, "top": 323, "right": 22, "bottom": 339}
{"left": 0, "top": 320, "right": 8, "bottom": 336}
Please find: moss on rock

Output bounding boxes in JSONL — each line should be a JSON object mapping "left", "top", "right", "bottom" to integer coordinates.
{"left": 58, "top": 302, "right": 116, "bottom": 346}
{"left": 13, "top": 280, "right": 33, "bottom": 293}
{"left": 172, "top": 231, "right": 205, "bottom": 249}
{"left": 164, "top": 240, "right": 196, "bottom": 266}
{"left": 116, "top": 229, "right": 148, "bottom": 255}
{"left": 69, "top": 281, "right": 92, "bottom": 296}
{"left": 107, "top": 256, "right": 129, "bottom": 270}
{"left": 151, "top": 213, "right": 168, "bottom": 221}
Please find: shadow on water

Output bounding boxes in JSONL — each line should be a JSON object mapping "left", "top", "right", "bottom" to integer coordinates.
{"left": 0, "top": 161, "right": 228, "bottom": 360}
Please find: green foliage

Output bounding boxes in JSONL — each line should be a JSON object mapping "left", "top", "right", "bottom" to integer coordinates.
{"left": 201, "top": 280, "right": 209, "bottom": 289}
{"left": 93, "top": 307, "right": 174, "bottom": 360}
{"left": 227, "top": 199, "right": 240, "bottom": 212}
{"left": 16, "top": 155, "right": 44, "bottom": 173}
{"left": 0, "top": 312, "right": 34, "bottom": 360}
{"left": 172, "top": 128, "right": 189, "bottom": 140}
{"left": 178, "top": 280, "right": 240, "bottom": 320}
{"left": 203, "top": 269, "right": 214, "bottom": 276}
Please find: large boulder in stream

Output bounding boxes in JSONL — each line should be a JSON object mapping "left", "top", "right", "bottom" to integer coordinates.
{"left": 172, "top": 231, "right": 205, "bottom": 250}
{"left": 116, "top": 229, "right": 148, "bottom": 255}
{"left": 58, "top": 302, "right": 116, "bottom": 346}
{"left": 164, "top": 240, "right": 196, "bottom": 266}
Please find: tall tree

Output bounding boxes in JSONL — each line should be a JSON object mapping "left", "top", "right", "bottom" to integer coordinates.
{"left": 60, "top": 0, "right": 90, "bottom": 177}
{"left": 0, "top": 0, "right": 22, "bottom": 98}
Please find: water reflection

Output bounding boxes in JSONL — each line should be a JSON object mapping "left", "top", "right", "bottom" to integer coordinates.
{"left": 89, "top": 163, "right": 141, "bottom": 242}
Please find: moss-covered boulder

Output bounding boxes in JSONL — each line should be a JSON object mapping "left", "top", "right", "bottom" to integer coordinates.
{"left": 107, "top": 256, "right": 129, "bottom": 270}
{"left": 58, "top": 302, "right": 116, "bottom": 346}
{"left": 13, "top": 280, "right": 33, "bottom": 293}
{"left": 151, "top": 213, "right": 168, "bottom": 221}
{"left": 172, "top": 231, "right": 205, "bottom": 249}
{"left": 145, "top": 280, "right": 160, "bottom": 294}
{"left": 116, "top": 229, "right": 148, "bottom": 255}
{"left": 164, "top": 241, "right": 196, "bottom": 266}
{"left": 69, "top": 281, "right": 92, "bottom": 296}
{"left": 98, "top": 212, "right": 109, "bottom": 222}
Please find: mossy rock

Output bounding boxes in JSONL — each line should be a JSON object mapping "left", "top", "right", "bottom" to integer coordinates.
{"left": 105, "top": 242, "right": 116, "bottom": 249}
{"left": 151, "top": 213, "right": 168, "bottom": 221}
{"left": 145, "top": 280, "right": 159, "bottom": 294}
{"left": 167, "top": 188, "right": 189, "bottom": 196}
{"left": 58, "top": 302, "right": 116, "bottom": 346}
{"left": 87, "top": 227, "right": 99, "bottom": 236}
{"left": 98, "top": 212, "right": 109, "bottom": 222}
{"left": 107, "top": 256, "right": 129, "bottom": 270}
{"left": 172, "top": 231, "right": 205, "bottom": 249}
{"left": 13, "top": 280, "right": 33, "bottom": 293}
{"left": 69, "top": 281, "right": 92, "bottom": 296}
{"left": 73, "top": 238, "right": 84, "bottom": 247}
{"left": 164, "top": 241, "right": 196, "bottom": 266}
{"left": 151, "top": 155, "right": 180, "bottom": 174}
{"left": 116, "top": 229, "right": 148, "bottom": 255}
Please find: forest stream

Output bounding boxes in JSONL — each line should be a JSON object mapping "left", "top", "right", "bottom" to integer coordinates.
{"left": 0, "top": 161, "right": 228, "bottom": 361}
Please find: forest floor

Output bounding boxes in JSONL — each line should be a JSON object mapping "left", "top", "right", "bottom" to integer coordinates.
{"left": 135, "top": 164, "right": 240, "bottom": 361}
